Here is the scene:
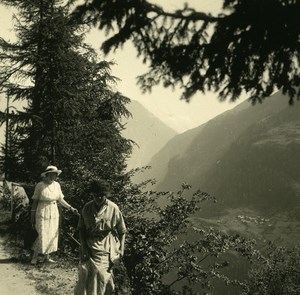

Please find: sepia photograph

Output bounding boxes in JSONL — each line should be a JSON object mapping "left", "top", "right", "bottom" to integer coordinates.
{"left": 0, "top": 0, "right": 299, "bottom": 294}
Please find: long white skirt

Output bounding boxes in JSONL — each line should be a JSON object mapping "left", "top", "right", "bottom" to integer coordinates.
{"left": 32, "top": 201, "right": 59, "bottom": 254}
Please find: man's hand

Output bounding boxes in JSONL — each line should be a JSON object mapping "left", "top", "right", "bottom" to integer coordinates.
{"left": 119, "top": 247, "right": 124, "bottom": 258}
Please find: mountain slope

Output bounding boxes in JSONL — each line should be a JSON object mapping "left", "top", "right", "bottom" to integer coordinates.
{"left": 202, "top": 101, "right": 300, "bottom": 213}
{"left": 133, "top": 125, "right": 203, "bottom": 184}
{"left": 122, "top": 100, "right": 178, "bottom": 170}
{"left": 150, "top": 91, "right": 300, "bottom": 215}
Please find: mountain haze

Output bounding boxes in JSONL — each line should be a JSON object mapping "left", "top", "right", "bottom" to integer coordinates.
{"left": 122, "top": 100, "right": 178, "bottom": 170}
{"left": 133, "top": 125, "right": 203, "bottom": 185}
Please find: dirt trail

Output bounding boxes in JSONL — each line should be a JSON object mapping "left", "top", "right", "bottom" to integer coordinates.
{"left": 0, "top": 210, "right": 78, "bottom": 295}
{"left": 0, "top": 235, "right": 40, "bottom": 295}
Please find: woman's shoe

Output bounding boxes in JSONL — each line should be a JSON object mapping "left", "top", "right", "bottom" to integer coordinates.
{"left": 44, "top": 257, "right": 55, "bottom": 263}
{"left": 30, "top": 257, "right": 38, "bottom": 265}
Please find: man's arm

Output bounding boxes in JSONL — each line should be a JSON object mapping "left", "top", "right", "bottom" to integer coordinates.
{"left": 119, "top": 232, "right": 126, "bottom": 257}
{"left": 115, "top": 206, "right": 127, "bottom": 257}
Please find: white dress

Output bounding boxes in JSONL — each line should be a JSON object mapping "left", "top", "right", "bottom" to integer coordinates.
{"left": 32, "top": 181, "right": 64, "bottom": 254}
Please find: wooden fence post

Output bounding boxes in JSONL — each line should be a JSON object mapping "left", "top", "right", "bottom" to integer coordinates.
{"left": 11, "top": 182, "right": 15, "bottom": 220}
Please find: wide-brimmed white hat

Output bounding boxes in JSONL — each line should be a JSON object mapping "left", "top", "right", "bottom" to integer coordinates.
{"left": 41, "top": 165, "right": 62, "bottom": 177}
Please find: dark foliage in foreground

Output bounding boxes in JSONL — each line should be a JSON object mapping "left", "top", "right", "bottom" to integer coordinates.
{"left": 72, "top": 0, "right": 300, "bottom": 103}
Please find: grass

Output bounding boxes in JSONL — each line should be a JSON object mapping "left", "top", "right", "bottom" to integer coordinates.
{"left": 23, "top": 258, "right": 78, "bottom": 295}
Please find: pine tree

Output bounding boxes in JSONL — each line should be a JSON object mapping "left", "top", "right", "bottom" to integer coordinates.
{"left": 0, "top": 0, "right": 132, "bottom": 185}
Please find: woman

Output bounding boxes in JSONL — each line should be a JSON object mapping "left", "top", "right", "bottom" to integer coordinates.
{"left": 30, "top": 165, "right": 78, "bottom": 264}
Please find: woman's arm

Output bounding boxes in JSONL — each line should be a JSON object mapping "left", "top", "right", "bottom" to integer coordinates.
{"left": 58, "top": 198, "right": 78, "bottom": 214}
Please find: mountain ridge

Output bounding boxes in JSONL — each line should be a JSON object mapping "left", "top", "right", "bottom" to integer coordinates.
{"left": 122, "top": 100, "right": 178, "bottom": 170}
{"left": 138, "top": 91, "right": 300, "bottom": 218}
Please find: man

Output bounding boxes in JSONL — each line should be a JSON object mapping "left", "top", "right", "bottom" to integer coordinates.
{"left": 74, "top": 179, "right": 126, "bottom": 295}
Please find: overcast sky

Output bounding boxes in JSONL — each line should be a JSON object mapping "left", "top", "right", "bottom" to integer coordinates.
{"left": 0, "top": 0, "right": 247, "bottom": 133}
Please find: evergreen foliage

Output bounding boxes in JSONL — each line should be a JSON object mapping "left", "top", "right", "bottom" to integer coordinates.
{"left": 0, "top": 0, "right": 132, "bottom": 184}
{"left": 73, "top": 0, "right": 300, "bottom": 103}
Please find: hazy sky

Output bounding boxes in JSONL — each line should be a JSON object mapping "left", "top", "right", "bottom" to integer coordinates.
{"left": 0, "top": 0, "right": 247, "bottom": 133}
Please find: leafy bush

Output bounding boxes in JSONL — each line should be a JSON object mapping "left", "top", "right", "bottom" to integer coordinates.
{"left": 242, "top": 243, "right": 300, "bottom": 295}
{"left": 107, "top": 178, "right": 258, "bottom": 294}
